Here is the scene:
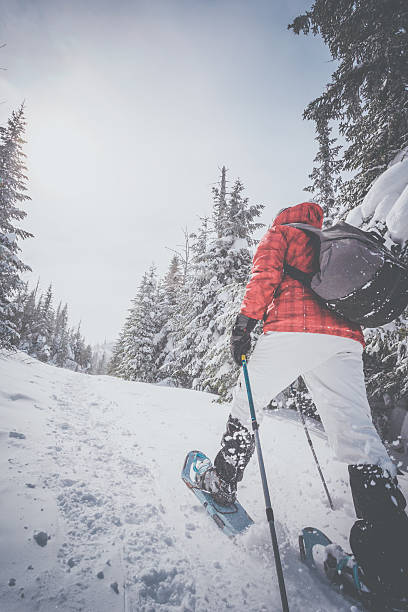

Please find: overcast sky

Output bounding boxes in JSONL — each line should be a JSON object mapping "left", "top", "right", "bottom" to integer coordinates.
{"left": 0, "top": 0, "right": 332, "bottom": 344}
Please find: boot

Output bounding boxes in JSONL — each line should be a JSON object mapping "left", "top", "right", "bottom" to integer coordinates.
{"left": 195, "top": 465, "right": 237, "bottom": 506}
{"left": 214, "top": 414, "right": 255, "bottom": 484}
{"left": 195, "top": 415, "right": 255, "bottom": 506}
{"left": 348, "top": 464, "right": 408, "bottom": 606}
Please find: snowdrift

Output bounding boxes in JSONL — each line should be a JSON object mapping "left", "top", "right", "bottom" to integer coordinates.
{"left": 347, "top": 154, "right": 408, "bottom": 245}
{"left": 1, "top": 352, "right": 406, "bottom": 611}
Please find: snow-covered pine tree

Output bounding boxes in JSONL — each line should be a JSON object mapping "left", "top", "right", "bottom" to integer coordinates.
{"left": 0, "top": 104, "right": 32, "bottom": 349}
{"left": 112, "top": 265, "right": 161, "bottom": 383}
{"left": 51, "top": 303, "right": 71, "bottom": 367}
{"left": 32, "top": 284, "right": 55, "bottom": 361}
{"left": 108, "top": 330, "right": 126, "bottom": 376}
{"left": 155, "top": 255, "right": 183, "bottom": 383}
{"left": 304, "top": 114, "right": 343, "bottom": 222}
{"left": 169, "top": 170, "right": 264, "bottom": 398}
{"left": 70, "top": 323, "right": 90, "bottom": 371}
{"left": 213, "top": 166, "right": 228, "bottom": 238}
{"left": 289, "top": 0, "right": 408, "bottom": 215}
{"left": 162, "top": 219, "right": 211, "bottom": 389}
{"left": 163, "top": 255, "right": 183, "bottom": 307}
{"left": 199, "top": 178, "right": 264, "bottom": 398}
{"left": 12, "top": 281, "right": 37, "bottom": 352}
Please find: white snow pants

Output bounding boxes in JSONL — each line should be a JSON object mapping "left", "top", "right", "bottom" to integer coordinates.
{"left": 231, "top": 332, "right": 395, "bottom": 475}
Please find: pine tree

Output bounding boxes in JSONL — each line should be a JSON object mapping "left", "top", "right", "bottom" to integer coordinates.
{"left": 52, "top": 303, "right": 70, "bottom": 367}
{"left": 199, "top": 177, "right": 264, "bottom": 397}
{"left": 169, "top": 170, "right": 264, "bottom": 397}
{"left": 289, "top": 1, "right": 408, "bottom": 213}
{"left": 364, "top": 319, "right": 408, "bottom": 403}
{"left": 108, "top": 331, "right": 126, "bottom": 376}
{"left": 12, "top": 282, "right": 36, "bottom": 352}
{"left": 163, "top": 255, "right": 183, "bottom": 307}
{"left": 166, "top": 216, "right": 214, "bottom": 389}
{"left": 0, "top": 105, "right": 32, "bottom": 348}
{"left": 113, "top": 265, "right": 161, "bottom": 382}
{"left": 70, "top": 323, "right": 86, "bottom": 369}
{"left": 155, "top": 256, "right": 183, "bottom": 383}
{"left": 212, "top": 166, "right": 228, "bottom": 238}
{"left": 33, "top": 284, "right": 55, "bottom": 361}
{"left": 304, "top": 115, "right": 343, "bottom": 222}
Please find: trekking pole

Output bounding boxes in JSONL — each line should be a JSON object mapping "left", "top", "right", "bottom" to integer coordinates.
{"left": 241, "top": 355, "right": 289, "bottom": 612}
{"left": 296, "top": 405, "right": 334, "bottom": 511}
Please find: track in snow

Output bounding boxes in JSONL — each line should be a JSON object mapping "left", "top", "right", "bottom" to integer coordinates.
{"left": 2, "top": 352, "right": 405, "bottom": 611}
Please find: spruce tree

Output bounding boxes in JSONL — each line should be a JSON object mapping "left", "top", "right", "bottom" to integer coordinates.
{"left": 0, "top": 105, "right": 32, "bottom": 348}
{"left": 12, "top": 282, "right": 36, "bottom": 352}
{"left": 169, "top": 170, "right": 264, "bottom": 397}
{"left": 33, "top": 284, "right": 55, "bottom": 361}
{"left": 163, "top": 219, "right": 211, "bottom": 389}
{"left": 304, "top": 115, "right": 343, "bottom": 221}
{"left": 164, "top": 255, "right": 183, "bottom": 305}
{"left": 212, "top": 166, "right": 228, "bottom": 238}
{"left": 155, "top": 256, "right": 183, "bottom": 383}
{"left": 200, "top": 178, "right": 264, "bottom": 397}
{"left": 108, "top": 330, "right": 126, "bottom": 376}
{"left": 112, "top": 265, "right": 161, "bottom": 383}
{"left": 289, "top": 0, "right": 408, "bottom": 212}
{"left": 51, "top": 303, "right": 70, "bottom": 367}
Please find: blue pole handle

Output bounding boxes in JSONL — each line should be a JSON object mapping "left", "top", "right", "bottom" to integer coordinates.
{"left": 241, "top": 355, "right": 256, "bottom": 422}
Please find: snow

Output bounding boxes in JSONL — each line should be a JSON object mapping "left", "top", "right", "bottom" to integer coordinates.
{"left": 230, "top": 237, "right": 249, "bottom": 252}
{"left": 1, "top": 351, "right": 407, "bottom": 611}
{"left": 387, "top": 182, "right": 408, "bottom": 244}
{"left": 346, "top": 157, "right": 408, "bottom": 244}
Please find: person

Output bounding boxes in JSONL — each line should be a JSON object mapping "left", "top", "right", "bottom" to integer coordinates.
{"left": 195, "top": 202, "right": 408, "bottom": 604}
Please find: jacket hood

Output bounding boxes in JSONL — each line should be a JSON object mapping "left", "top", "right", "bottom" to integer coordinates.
{"left": 273, "top": 202, "right": 324, "bottom": 229}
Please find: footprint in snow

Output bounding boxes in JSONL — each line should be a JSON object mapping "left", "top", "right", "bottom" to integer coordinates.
{"left": 9, "top": 393, "right": 33, "bottom": 402}
{"left": 9, "top": 431, "right": 26, "bottom": 439}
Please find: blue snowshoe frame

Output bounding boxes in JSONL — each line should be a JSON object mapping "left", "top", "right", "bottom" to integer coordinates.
{"left": 182, "top": 450, "right": 253, "bottom": 537}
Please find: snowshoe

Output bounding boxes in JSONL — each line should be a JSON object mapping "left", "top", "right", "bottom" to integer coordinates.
{"left": 299, "top": 527, "right": 408, "bottom": 611}
{"left": 182, "top": 450, "right": 253, "bottom": 537}
{"left": 299, "top": 527, "right": 375, "bottom": 609}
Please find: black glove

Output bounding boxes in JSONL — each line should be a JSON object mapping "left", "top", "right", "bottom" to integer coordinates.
{"left": 230, "top": 314, "right": 257, "bottom": 366}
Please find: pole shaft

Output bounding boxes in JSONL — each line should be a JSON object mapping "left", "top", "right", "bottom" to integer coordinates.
{"left": 242, "top": 357, "right": 289, "bottom": 612}
{"left": 297, "top": 407, "right": 334, "bottom": 510}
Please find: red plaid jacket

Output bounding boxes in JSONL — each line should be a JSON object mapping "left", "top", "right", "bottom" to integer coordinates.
{"left": 240, "top": 202, "right": 364, "bottom": 345}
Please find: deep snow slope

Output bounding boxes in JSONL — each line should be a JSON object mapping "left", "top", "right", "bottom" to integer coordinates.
{"left": 1, "top": 352, "right": 405, "bottom": 612}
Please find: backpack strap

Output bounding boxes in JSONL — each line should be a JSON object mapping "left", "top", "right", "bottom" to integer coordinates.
{"left": 282, "top": 222, "right": 323, "bottom": 237}
{"left": 281, "top": 222, "right": 319, "bottom": 287}
{"left": 283, "top": 263, "right": 313, "bottom": 286}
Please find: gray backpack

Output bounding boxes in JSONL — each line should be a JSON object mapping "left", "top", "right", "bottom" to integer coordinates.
{"left": 284, "top": 221, "right": 408, "bottom": 327}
